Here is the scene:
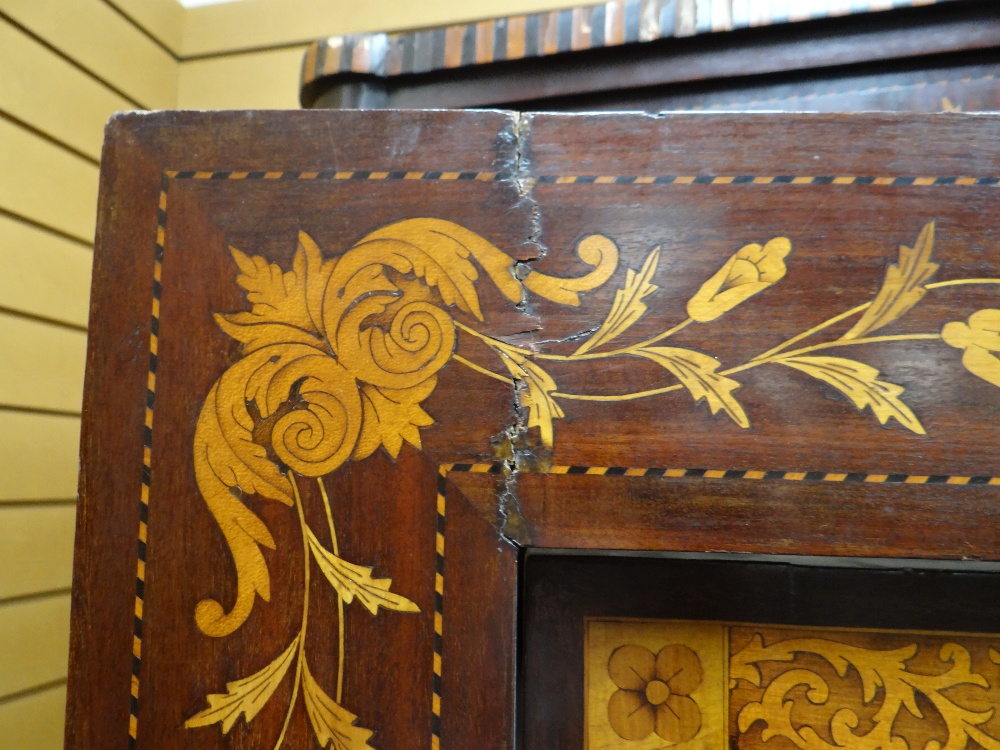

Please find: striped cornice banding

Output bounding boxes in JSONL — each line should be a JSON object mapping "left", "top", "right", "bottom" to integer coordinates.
{"left": 301, "top": 0, "right": 956, "bottom": 86}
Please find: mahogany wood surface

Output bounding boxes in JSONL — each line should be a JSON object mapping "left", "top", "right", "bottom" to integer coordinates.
{"left": 69, "top": 110, "right": 1000, "bottom": 749}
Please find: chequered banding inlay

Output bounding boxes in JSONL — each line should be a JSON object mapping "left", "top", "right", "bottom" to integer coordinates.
{"left": 165, "top": 169, "right": 503, "bottom": 181}
{"left": 431, "top": 466, "right": 450, "bottom": 748}
{"left": 443, "top": 462, "right": 1000, "bottom": 485}
{"left": 166, "top": 170, "right": 1000, "bottom": 187}
{"left": 535, "top": 175, "right": 1000, "bottom": 186}
{"left": 301, "top": 0, "right": 954, "bottom": 84}
{"left": 128, "top": 175, "right": 167, "bottom": 747}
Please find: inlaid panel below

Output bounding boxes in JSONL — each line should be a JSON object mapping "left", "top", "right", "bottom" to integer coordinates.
{"left": 586, "top": 619, "right": 1000, "bottom": 750}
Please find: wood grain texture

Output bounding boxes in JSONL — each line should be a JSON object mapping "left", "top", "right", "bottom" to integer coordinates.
{"left": 0, "top": 593, "right": 71, "bottom": 698}
{"left": 2, "top": 0, "right": 177, "bottom": 108}
{"left": 0, "top": 505, "right": 75, "bottom": 600}
{"left": 0, "top": 117, "right": 99, "bottom": 242}
{"left": 0, "top": 315, "right": 86, "bottom": 412}
{"left": 0, "top": 685, "right": 68, "bottom": 750}
{"left": 70, "top": 110, "right": 1000, "bottom": 750}
{"left": 0, "top": 411, "right": 80, "bottom": 501}
{"left": 0, "top": 215, "right": 92, "bottom": 329}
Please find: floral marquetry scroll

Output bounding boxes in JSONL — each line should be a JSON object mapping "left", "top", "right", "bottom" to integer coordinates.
{"left": 586, "top": 619, "right": 1000, "bottom": 750}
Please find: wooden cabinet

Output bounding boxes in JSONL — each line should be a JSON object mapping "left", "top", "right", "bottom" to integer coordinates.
{"left": 68, "top": 110, "right": 1000, "bottom": 749}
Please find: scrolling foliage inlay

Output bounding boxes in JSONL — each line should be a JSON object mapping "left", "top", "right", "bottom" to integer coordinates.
{"left": 185, "top": 218, "right": 617, "bottom": 747}
{"left": 188, "top": 216, "right": 1000, "bottom": 747}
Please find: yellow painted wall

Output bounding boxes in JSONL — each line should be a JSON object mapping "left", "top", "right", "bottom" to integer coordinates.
{"left": 0, "top": 0, "right": 576, "bottom": 745}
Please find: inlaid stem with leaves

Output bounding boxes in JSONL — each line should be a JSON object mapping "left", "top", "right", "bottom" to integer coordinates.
{"left": 455, "top": 221, "right": 1000, "bottom": 439}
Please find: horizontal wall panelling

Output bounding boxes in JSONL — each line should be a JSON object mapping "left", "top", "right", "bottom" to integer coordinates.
{"left": 0, "top": 593, "right": 71, "bottom": 698}
{"left": 177, "top": 46, "right": 306, "bottom": 109}
{"left": 0, "top": 215, "right": 91, "bottom": 330}
{"left": 2, "top": 0, "right": 177, "bottom": 108}
{"left": 104, "top": 0, "right": 184, "bottom": 57}
{"left": 0, "top": 118, "right": 99, "bottom": 242}
{"left": 0, "top": 411, "right": 81, "bottom": 502}
{"left": 0, "top": 315, "right": 86, "bottom": 413}
{"left": 0, "top": 505, "right": 75, "bottom": 601}
{"left": 0, "top": 19, "right": 132, "bottom": 161}
{"left": 0, "top": 685, "right": 68, "bottom": 750}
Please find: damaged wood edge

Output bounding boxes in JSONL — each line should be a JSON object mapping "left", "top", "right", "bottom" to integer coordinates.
{"left": 493, "top": 111, "right": 543, "bottom": 548}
